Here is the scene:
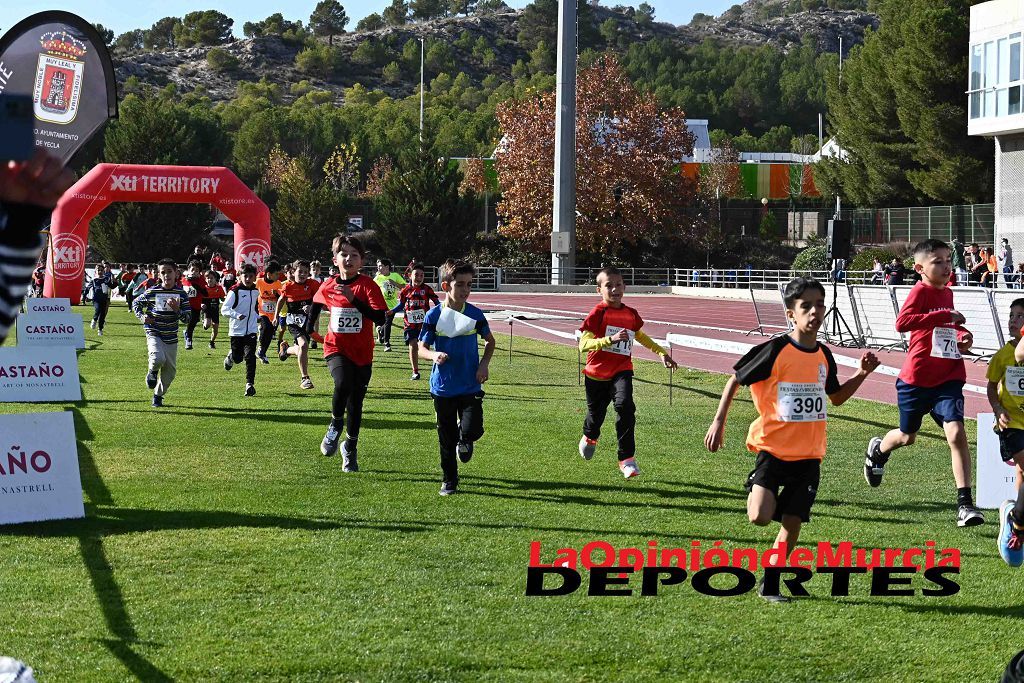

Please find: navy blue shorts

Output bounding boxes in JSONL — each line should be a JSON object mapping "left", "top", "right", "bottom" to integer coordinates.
{"left": 896, "top": 379, "right": 965, "bottom": 434}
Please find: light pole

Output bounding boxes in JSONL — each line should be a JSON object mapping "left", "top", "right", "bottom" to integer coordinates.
{"left": 551, "top": 0, "right": 577, "bottom": 285}
{"left": 419, "top": 37, "right": 425, "bottom": 142}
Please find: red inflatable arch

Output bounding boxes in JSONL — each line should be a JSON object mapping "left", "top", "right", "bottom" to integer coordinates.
{"left": 44, "top": 163, "right": 271, "bottom": 303}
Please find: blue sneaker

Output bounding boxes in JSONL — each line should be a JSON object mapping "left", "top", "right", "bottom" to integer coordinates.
{"left": 998, "top": 500, "right": 1024, "bottom": 567}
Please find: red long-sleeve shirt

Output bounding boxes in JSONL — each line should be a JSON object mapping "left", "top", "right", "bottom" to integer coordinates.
{"left": 895, "top": 282, "right": 967, "bottom": 387}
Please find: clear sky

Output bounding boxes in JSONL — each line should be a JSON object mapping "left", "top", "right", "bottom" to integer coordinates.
{"left": 4, "top": 1, "right": 732, "bottom": 38}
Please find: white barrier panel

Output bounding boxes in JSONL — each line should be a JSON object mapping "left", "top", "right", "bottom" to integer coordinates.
{"left": 0, "top": 411, "right": 84, "bottom": 525}
{"left": 990, "top": 290, "right": 1024, "bottom": 348}
{"left": 0, "top": 347, "right": 80, "bottom": 402}
{"left": 976, "top": 413, "right": 1020, "bottom": 509}
{"left": 16, "top": 313, "right": 85, "bottom": 348}
{"left": 24, "top": 298, "right": 72, "bottom": 315}
{"left": 748, "top": 286, "right": 790, "bottom": 335}
{"left": 892, "top": 286, "right": 1003, "bottom": 354}
{"left": 849, "top": 286, "right": 904, "bottom": 348}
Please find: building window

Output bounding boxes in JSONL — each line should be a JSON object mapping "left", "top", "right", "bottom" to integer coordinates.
{"left": 970, "top": 34, "right": 1024, "bottom": 120}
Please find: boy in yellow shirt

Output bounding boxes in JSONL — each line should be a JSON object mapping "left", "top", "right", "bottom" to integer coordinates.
{"left": 988, "top": 298, "right": 1024, "bottom": 566}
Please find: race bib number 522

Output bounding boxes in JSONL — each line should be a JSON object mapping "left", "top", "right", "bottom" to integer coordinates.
{"left": 777, "top": 382, "right": 827, "bottom": 422}
{"left": 330, "top": 307, "right": 363, "bottom": 334}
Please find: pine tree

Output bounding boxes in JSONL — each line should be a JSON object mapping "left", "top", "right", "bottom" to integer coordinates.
{"left": 373, "top": 147, "right": 479, "bottom": 264}
{"left": 309, "top": 0, "right": 349, "bottom": 46}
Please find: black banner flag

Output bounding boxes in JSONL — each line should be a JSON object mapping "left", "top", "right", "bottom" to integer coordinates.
{"left": 0, "top": 11, "right": 117, "bottom": 163}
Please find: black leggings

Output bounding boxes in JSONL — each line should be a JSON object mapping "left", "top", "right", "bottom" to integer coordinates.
{"left": 433, "top": 392, "right": 485, "bottom": 484}
{"left": 92, "top": 295, "right": 109, "bottom": 330}
{"left": 185, "top": 308, "right": 201, "bottom": 342}
{"left": 230, "top": 334, "right": 257, "bottom": 385}
{"left": 258, "top": 316, "right": 276, "bottom": 355}
{"left": 583, "top": 371, "right": 636, "bottom": 460}
{"left": 327, "top": 354, "right": 372, "bottom": 440}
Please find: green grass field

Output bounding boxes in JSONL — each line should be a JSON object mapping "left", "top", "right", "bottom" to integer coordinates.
{"left": 0, "top": 302, "right": 1020, "bottom": 682}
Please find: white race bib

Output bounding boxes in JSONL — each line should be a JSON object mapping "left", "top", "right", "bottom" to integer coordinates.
{"left": 154, "top": 293, "right": 176, "bottom": 312}
{"left": 406, "top": 308, "right": 426, "bottom": 325}
{"left": 100, "top": 283, "right": 110, "bottom": 296}
{"left": 1006, "top": 367, "right": 1024, "bottom": 397}
{"left": 330, "top": 307, "right": 363, "bottom": 334}
{"left": 185, "top": 286, "right": 197, "bottom": 298}
{"left": 931, "top": 327, "right": 961, "bottom": 360}
{"left": 605, "top": 326, "right": 635, "bottom": 357}
{"left": 286, "top": 313, "right": 307, "bottom": 327}
{"left": 261, "top": 300, "right": 277, "bottom": 314}
{"left": 777, "top": 382, "right": 827, "bottom": 422}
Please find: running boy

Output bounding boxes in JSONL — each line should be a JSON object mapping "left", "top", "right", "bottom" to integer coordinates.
{"left": 418, "top": 260, "right": 495, "bottom": 495}
{"left": 864, "top": 239, "right": 984, "bottom": 527}
{"left": 180, "top": 260, "right": 209, "bottom": 350}
{"left": 374, "top": 258, "right": 406, "bottom": 351}
{"left": 202, "top": 270, "right": 226, "bottom": 349}
{"left": 705, "top": 277, "right": 879, "bottom": 601}
{"left": 255, "top": 259, "right": 284, "bottom": 363}
{"left": 131, "top": 258, "right": 189, "bottom": 407}
{"left": 390, "top": 263, "right": 440, "bottom": 380}
{"left": 276, "top": 259, "right": 321, "bottom": 390}
{"left": 86, "top": 263, "right": 113, "bottom": 336}
{"left": 989, "top": 299, "right": 1024, "bottom": 566}
{"left": 306, "top": 236, "right": 388, "bottom": 471}
{"left": 222, "top": 264, "right": 261, "bottom": 397}
{"left": 577, "top": 266, "right": 679, "bottom": 478}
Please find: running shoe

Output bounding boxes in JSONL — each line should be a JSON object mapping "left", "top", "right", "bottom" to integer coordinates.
{"left": 411, "top": 372, "right": 420, "bottom": 381}
{"left": 864, "top": 437, "right": 886, "bottom": 487}
{"left": 97, "top": 329, "right": 103, "bottom": 336}
{"left": 998, "top": 499, "right": 1024, "bottom": 567}
{"left": 300, "top": 376, "right": 314, "bottom": 390}
{"left": 185, "top": 340, "right": 193, "bottom": 350}
{"left": 257, "top": 352, "right": 270, "bottom": 365}
{"left": 957, "top": 503, "right": 985, "bottom": 528}
{"left": 618, "top": 457, "right": 641, "bottom": 479}
{"left": 209, "top": 340, "right": 215, "bottom": 349}
{"left": 439, "top": 481, "right": 458, "bottom": 496}
{"left": 278, "top": 341, "right": 289, "bottom": 362}
{"left": 321, "top": 424, "right": 341, "bottom": 457}
{"left": 151, "top": 394, "right": 163, "bottom": 408}
{"left": 224, "top": 354, "right": 234, "bottom": 371}
{"left": 341, "top": 439, "right": 359, "bottom": 472}
{"left": 245, "top": 383, "right": 256, "bottom": 397}
{"left": 457, "top": 440, "right": 473, "bottom": 463}
{"left": 145, "top": 369, "right": 158, "bottom": 389}
{"left": 758, "top": 577, "right": 790, "bottom": 604}
{"left": 579, "top": 436, "right": 597, "bottom": 461}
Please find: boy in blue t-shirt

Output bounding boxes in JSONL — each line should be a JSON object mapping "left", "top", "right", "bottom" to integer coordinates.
{"left": 419, "top": 259, "right": 496, "bottom": 496}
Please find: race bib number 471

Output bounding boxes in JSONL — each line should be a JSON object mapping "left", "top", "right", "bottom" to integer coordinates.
{"left": 605, "top": 326, "right": 635, "bottom": 357}
{"left": 330, "top": 307, "right": 363, "bottom": 334}
{"left": 777, "top": 382, "right": 827, "bottom": 422}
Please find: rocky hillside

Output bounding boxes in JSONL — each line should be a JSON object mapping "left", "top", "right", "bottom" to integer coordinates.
{"left": 113, "top": 3, "right": 878, "bottom": 106}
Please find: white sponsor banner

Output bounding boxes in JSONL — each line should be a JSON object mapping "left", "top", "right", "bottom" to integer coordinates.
{"left": 0, "top": 411, "right": 84, "bottom": 525}
{"left": 16, "top": 313, "right": 85, "bottom": 348}
{"left": 976, "top": 413, "right": 1020, "bottom": 509}
{"left": 0, "top": 347, "right": 81, "bottom": 402}
{"left": 24, "top": 298, "right": 72, "bottom": 314}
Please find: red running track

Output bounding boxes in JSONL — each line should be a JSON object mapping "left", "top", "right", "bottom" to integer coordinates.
{"left": 471, "top": 292, "right": 991, "bottom": 419}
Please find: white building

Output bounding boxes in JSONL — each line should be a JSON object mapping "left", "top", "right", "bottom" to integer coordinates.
{"left": 970, "top": 0, "right": 1024, "bottom": 257}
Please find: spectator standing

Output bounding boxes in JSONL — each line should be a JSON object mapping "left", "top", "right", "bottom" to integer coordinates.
{"left": 1002, "top": 238, "right": 1016, "bottom": 288}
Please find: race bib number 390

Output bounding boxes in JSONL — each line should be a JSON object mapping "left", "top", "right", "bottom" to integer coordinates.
{"left": 777, "top": 382, "right": 827, "bottom": 422}
{"left": 605, "top": 326, "right": 635, "bottom": 357}
{"left": 931, "top": 327, "right": 961, "bottom": 360}
{"left": 1007, "top": 366, "right": 1024, "bottom": 397}
{"left": 330, "top": 307, "right": 363, "bottom": 334}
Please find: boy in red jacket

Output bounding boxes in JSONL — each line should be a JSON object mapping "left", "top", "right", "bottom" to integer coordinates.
{"left": 864, "top": 239, "right": 984, "bottom": 527}
{"left": 180, "top": 259, "right": 209, "bottom": 351}
{"left": 577, "top": 266, "right": 677, "bottom": 478}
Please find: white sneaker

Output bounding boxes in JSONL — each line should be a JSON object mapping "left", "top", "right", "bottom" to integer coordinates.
{"left": 90, "top": 319, "right": 96, "bottom": 329}
{"left": 578, "top": 436, "right": 597, "bottom": 460}
{"left": 411, "top": 372, "right": 421, "bottom": 380}
{"left": 618, "top": 457, "right": 641, "bottom": 479}
{"left": 97, "top": 329, "right": 103, "bottom": 336}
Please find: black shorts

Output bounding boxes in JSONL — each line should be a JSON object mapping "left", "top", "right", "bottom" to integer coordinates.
{"left": 998, "top": 428, "right": 1024, "bottom": 463}
{"left": 744, "top": 451, "right": 821, "bottom": 523}
{"left": 404, "top": 325, "right": 423, "bottom": 346}
{"left": 287, "top": 324, "right": 309, "bottom": 342}
{"left": 202, "top": 303, "right": 220, "bottom": 323}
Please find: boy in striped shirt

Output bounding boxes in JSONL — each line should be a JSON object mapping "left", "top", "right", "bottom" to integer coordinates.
{"left": 132, "top": 258, "right": 189, "bottom": 407}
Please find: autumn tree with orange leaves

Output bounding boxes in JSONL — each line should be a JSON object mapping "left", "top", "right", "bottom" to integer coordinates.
{"left": 494, "top": 55, "right": 696, "bottom": 255}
